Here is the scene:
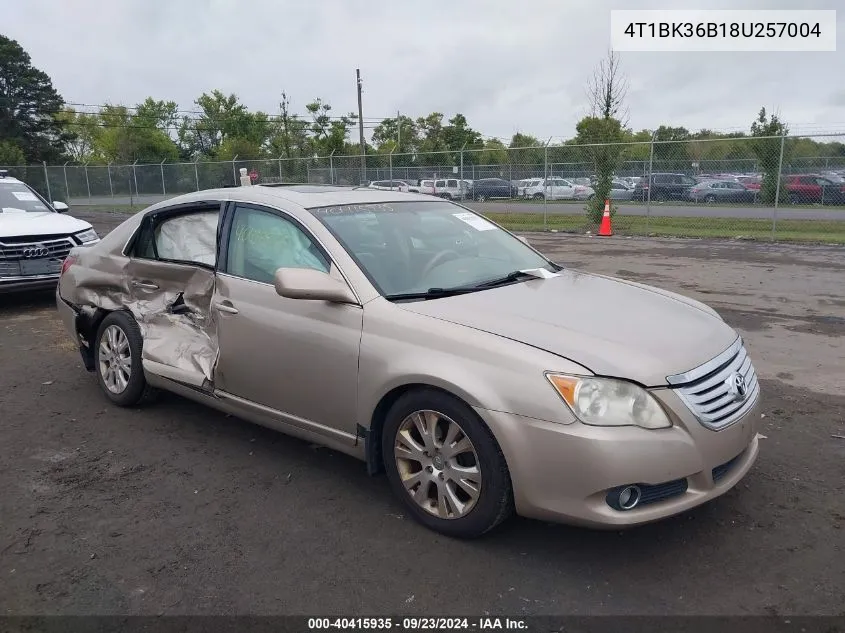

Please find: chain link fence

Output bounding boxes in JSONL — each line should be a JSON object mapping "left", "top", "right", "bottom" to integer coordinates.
{"left": 3, "top": 133, "right": 844, "bottom": 242}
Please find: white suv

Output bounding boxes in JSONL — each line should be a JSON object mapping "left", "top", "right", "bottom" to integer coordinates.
{"left": 0, "top": 170, "right": 99, "bottom": 293}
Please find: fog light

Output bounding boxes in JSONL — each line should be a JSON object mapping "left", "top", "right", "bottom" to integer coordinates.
{"left": 607, "top": 485, "right": 642, "bottom": 511}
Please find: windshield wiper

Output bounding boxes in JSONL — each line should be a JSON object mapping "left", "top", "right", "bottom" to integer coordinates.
{"left": 473, "top": 267, "right": 560, "bottom": 288}
{"left": 385, "top": 267, "right": 560, "bottom": 302}
{"left": 385, "top": 286, "right": 483, "bottom": 302}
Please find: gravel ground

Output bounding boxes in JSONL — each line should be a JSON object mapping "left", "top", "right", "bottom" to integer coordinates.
{"left": 1, "top": 211, "right": 843, "bottom": 616}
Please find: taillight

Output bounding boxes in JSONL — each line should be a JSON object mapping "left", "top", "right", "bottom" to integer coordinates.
{"left": 61, "top": 255, "right": 77, "bottom": 275}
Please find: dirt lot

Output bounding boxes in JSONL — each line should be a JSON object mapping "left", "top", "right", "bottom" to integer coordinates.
{"left": 1, "top": 211, "right": 843, "bottom": 616}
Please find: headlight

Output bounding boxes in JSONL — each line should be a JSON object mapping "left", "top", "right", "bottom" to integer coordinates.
{"left": 545, "top": 373, "right": 672, "bottom": 429}
{"left": 75, "top": 228, "right": 99, "bottom": 243}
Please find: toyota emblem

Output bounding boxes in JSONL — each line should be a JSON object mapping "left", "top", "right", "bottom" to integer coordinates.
{"left": 725, "top": 372, "right": 748, "bottom": 402}
{"left": 22, "top": 246, "right": 49, "bottom": 258}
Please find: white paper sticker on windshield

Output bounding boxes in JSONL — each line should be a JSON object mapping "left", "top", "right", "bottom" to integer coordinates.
{"left": 452, "top": 212, "right": 496, "bottom": 231}
{"left": 12, "top": 191, "right": 38, "bottom": 201}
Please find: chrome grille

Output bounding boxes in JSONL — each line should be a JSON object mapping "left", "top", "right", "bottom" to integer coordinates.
{"left": 0, "top": 236, "right": 74, "bottom": 278}
{"left": 667, "top": 337, "right": 760, "bottom": 431}
{"left": 0, "top": 236, "right": 75, "bottom": 261}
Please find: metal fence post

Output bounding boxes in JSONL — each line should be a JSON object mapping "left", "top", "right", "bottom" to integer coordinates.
{"left": 107, "top": 162, "right": 114, "bottom": 197}
{"left": 544, "top": 139, "right": 551, "bottom": 230}
{"left": 63, "top": 161, "right": 70, "bottom": 201}
{"left": 645, "top": 131, "right": 657, "bottom": 232}
{"left": 772, "top": 133, "right": 786, "bottom": 241}
{"left": 194, "top": 160, "right": 200, "bottom": 191}
{"left": 84, "top": 163, "right": 91, "bottom": 201}
{"left": 42, "top": 161, "right": 52, "bottom": 203}
{"left": 389, "top": 148, "right": 394, "bottom": 186}
{"left": 459, "top": 143, "right": 466, "bottom": 201}
{"left": 132, "top": 160, "right": 139, "bottom": 198}
{"left": 231, "top": 156, "right": 238, "bottom": 185}
{"left": 329, "top": 150, "right": 336, "bottom": 184}
{"left": 160, "top": 159, "right": 167, "bottom": 195}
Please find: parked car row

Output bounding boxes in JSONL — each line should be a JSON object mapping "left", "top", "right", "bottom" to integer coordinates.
{"left": 371, "top": 170, "right": 845, "bottom": 205}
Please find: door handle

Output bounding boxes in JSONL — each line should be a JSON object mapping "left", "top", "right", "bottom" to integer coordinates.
{"left": 131, "top": 280, "right": 159, "bottom": 290}
{"left": 213, "top": 301, "right": 239, "bottom": 315}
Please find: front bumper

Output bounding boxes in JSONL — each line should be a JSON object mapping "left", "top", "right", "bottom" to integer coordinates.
{"left": 474, "top": 388, "right": 761, "bottom": 528}
{"left": 0, "top": 273, "right": 60, "bottom": 294}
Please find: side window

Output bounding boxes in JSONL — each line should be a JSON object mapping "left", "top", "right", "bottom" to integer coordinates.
{"left": 131, "top": 208, "right": 219, "bottom": 265}
{"left": 225, "top": 205, "right": 329, "bottom": 285}
{"left": 154, "top": 211, "right": 219, "bottom": 266}
{"left": 447, "top": 179, "right": 458, "bottom": 188}
{"left": 435, "top": 179, "right": 446, "bottom": 188}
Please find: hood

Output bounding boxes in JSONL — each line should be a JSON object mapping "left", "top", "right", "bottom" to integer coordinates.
{"left": 0, "top": 211, "right": 92, "bottom": 239}
{"left": 398, "top": 269, "right": 738, "bottom": 386}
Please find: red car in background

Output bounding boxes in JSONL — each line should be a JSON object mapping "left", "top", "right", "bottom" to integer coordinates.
{"left": 737, "top": 176, "right": 761, "bottom": 191}
{"left": 783, "top": 174, "right": 845, "bottom": 204}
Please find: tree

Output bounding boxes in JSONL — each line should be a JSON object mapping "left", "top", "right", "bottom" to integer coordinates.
{"left": 267, "top": 91, "right": 311, "bottom": 160}
{"left": 178, "top": 90, "right": 269, "bottom": 159}
{"left": 443, "top": 114, "right": 483, "bottom": 163}
{"left": 509, "top": 132, "right": 544, "bottom": 166}
{"left": 54, "top": 108, "right": 102, "bottom": 162}
{"left": 371, "top": 115, "right": 418, "bottom": 159}
{"left": 305, "top": 98, "right": 357, "bottom": 155}
{"left": 479, "top": 138, "right": 508, "bottom": 165}
{"left": 750, "top": 107, "right": 789, "bottom": 204}
{"left": 415, "top": 113, "right": 451, "bottom": 166}
{"left": 0, "top": 35, "right": 71, "bottom": 162}
{"left": 96, "top": 100, "right": 180, "bottom": 163}
{"left": 0, "top": 139, "right": 26, "bottom": 165}
{"left": 580, "top": 50, "right": 629, "bottom": 221}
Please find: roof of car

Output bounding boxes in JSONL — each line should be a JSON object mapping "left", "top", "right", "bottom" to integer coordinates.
{"left": 0, "top": 172, "right": 24, "bottom": 185}
{"left": 142, "top": 183, "right": 435, "bottom": 214}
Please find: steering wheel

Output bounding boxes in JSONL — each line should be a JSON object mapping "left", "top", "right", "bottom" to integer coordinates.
{"left": 420, "top": 250, "right": 461, "bottom": 279}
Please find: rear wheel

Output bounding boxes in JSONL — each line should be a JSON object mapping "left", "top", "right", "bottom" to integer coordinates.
{"left": 94, "top": 311, "right": 155, "bottom": 407}
{"left": 789, "top": 192, "right": 800, "bottom": 205}
{"left": 476, "top": 194, "right": 487, "bottom": 202}
{"left": 382, "top": 389, "right": 513, "bottom": 538}
{"left": 704, "top": 194, "right": 717, "bottom": 203}
{"left": 532, "top": 193, "right": 544, "bottom": 200}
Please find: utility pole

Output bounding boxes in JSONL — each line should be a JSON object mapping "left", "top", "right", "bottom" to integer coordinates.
{"left": 357, "top": 68, "right": 366, "bottom": 184}
{"left": 397, "top": 110, "right": 401, "bottom": 149}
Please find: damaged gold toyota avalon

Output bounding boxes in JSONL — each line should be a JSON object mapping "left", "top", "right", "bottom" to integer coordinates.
{"left": 57, "top": 184, "right": 762, "bottom": 538}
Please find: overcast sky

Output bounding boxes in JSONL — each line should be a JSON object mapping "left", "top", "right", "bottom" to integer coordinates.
{"left": 4, "top": 0, "right": 844, "bottom": 142}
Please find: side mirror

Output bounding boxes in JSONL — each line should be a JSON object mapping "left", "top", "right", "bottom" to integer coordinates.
{"left": 273, "top": 267, "right": 358, "bottom": 304}
{"left": 53, "top": 201, "right": 69, "bottom": 213}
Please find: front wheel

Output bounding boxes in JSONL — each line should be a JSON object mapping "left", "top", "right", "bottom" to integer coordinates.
{"left": 95, "top": 311, "right": 155, "bottom": 407}
{"left": 532, "top": 193, "right": 544, "bottom": 200}
{"left": 705, "top": 194, "right": 717, "bottom": 204}
{"left": 382, "top": 389, "right": 514, "bottom": 538}
{"left": 476, "top": 195, "right": 486, "bottom": 202}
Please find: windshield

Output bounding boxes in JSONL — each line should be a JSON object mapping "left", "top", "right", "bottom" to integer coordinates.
{"left": 0, "top": 181, "right": 54, "bottom": 213}
{"left": 309, "top": 200, "right": 556, "bottom": 298}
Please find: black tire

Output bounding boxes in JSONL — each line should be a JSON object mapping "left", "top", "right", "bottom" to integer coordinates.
{"left": 94, "top": 311, "right": 155, "bottom": 407}
{"left": 382, "top": 389, "right": 514, "bottom": 538}
{"left": 789, "top": 192, "right": 800, "bottom": 205}
{"left": 705, "top": 194, "right": 716, "bottom": 203}
{"left": 476, "top": 195, "right": 486, "bottom": 202}
{"left": 532, "top": 193, "right": 544, "bottom": 200}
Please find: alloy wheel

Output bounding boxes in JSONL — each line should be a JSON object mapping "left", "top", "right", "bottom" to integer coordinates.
{"left": 393, "top": 410, "right": 482, "bottom": 520}
{"left": 99, "top": 325, "right": 132, "bottom": 394}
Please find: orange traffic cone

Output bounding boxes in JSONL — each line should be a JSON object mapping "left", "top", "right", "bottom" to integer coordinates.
{"left": 598, "top": 199, "right": 613, "bottom": 236}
